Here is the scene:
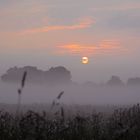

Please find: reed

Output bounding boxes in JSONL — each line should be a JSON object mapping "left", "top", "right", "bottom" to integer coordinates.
{"left": 16, "top": 71, "right": 27, "bottom": 116}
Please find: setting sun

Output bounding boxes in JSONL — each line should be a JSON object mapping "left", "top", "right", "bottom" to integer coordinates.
{"left": 82, "top": 56, "right": 89, "bottom": 64}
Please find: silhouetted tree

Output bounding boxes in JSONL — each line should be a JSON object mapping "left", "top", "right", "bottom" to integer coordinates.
{"left": 1, "top": 66, "right": 43, "bottom": 84}
{"left": 1, "top": 66, "right": 72, "bottom": 85}
{"left": 127, "top": 77, "right": 140, "bottom": 86}
{"left": 107, "top": 76, "right": 124, "bottom": 86}
{"left": 45, "top": 66, "right": 72, "bottom": 85}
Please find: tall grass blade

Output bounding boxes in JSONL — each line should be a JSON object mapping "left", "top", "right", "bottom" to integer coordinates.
{"left": 21, "top": 71, "right": 27, "bottom": 88}
{"left": 57, "top": 91, "right": 64, "bottom": 99}
{"left": 16, "top": 71, "right": 27, "bottom": 116}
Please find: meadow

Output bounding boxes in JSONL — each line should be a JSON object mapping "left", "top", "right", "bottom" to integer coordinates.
{"left": 0, "top": 103, "right": 140, "bottom": 140}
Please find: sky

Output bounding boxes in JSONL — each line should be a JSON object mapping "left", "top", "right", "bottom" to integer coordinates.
{"left": 0, "top": 0, "right": 140, "bottom": 83}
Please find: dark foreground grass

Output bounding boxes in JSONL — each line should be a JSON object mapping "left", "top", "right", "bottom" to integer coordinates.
{"left": 0, "top": 104, "right": 140, "bottom": 140}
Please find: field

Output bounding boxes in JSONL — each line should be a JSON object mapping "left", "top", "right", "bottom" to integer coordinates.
{"left": 0, "top": 103, "right": 140, "bottom": 140}
{"left": 0, "top": 73, "right": 140, "bottom": 140}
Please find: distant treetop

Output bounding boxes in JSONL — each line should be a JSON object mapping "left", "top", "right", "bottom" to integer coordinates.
{"left": 127, "top": 77, "right": 140, "bottom": 86}
{"left": 107, "top": 76, "right": 124, "bottom": 86}
{"left": 1, "top": 66, "right": 72, "bottom": 85}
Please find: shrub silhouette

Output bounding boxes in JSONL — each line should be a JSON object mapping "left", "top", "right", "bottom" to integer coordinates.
{"left": 107, "top": 75, "right": 124, "bottom": 86}
{"left": 0, "top": 104, "right": 140, "bottom": 140}
{"left": 1, "top": 66, "right": 72, "bottom": 85}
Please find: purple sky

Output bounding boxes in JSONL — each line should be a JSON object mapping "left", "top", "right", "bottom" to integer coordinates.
{"left": 0, "top": 0, "right": 140, "bottom": 82}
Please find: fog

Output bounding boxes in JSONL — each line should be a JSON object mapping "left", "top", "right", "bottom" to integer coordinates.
{"left": 0, "top": 81, "right": 140, "bottom": 105}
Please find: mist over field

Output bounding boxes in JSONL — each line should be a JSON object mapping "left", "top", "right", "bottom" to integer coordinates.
{"left": 1, "top": 0, "right": 140, "bottom": 139}
{"left": 0, "top": 81, "right": 140, "bottom": 105}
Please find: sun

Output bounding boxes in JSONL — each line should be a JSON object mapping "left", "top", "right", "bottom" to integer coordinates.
{"left": 82, "top": 56, "right": 89, "bottom": 64}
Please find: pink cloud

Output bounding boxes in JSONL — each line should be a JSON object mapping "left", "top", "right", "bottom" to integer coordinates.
{"left": 20, "top": 18, "right": 94, "bottom": 35}
{"left": 55, "top": 40, "right": 127, "bottom": 56}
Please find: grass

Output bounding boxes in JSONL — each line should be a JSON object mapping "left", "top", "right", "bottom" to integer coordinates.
{"left": 16, "top": 71, "right": 27, "bottom": 117}
{"left": 0, "top": 104, "right": 140, "bottom": 140}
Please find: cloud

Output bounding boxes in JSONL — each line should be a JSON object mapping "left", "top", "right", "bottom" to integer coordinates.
{"left": 19, "top": 18, "right": 94, "bottom": 35}
{"left": 0, "top": 1, "right": 49, "bottom": 32}
{"left": 55, "top": 40, "right": 127, "bottom": 56}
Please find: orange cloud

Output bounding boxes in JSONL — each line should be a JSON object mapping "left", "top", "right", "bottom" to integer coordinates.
{"left": 56, "top": 44, "right": 97, "bottom": 56}
{"left": 20, "top": 18, "right": 94, "bottom": 35}
{"left": 55, "top": 40, "right": 127, "bottom": 56}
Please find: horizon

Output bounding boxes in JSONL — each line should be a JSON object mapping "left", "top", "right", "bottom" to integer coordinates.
{"left": 1, "top": 65, "right": 140, "bottom": 84}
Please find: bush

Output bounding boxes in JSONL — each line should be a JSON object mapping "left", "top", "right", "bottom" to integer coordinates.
{"left": 0, "top": 104, "right": 140, "bottom": 140}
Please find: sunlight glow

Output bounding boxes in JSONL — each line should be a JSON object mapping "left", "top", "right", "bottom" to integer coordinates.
{"left": 82, "top": 57, "right": 89, "bottom": 64}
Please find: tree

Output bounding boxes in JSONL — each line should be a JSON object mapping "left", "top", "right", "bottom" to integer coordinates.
{"left": 127, "top": 77, "right": 140, "bottom": 86}
{"left": 45, "top": 66, "right": 72, "bottom": 85}
{"left": 1, "top": 66, "right": 72, "bottom": 85}
{"left": 107, "top": 76, "right": 124, "bottom": 86}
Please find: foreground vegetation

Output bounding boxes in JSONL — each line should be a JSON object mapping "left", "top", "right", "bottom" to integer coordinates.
{"left": 0, "top": 104, "right": 140, "bottom": 140}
